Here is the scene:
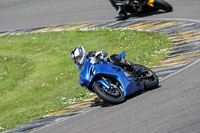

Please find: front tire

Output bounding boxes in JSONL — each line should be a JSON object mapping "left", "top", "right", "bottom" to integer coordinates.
{"left": 93, "top": 82, "right": 125, "bottom": 104}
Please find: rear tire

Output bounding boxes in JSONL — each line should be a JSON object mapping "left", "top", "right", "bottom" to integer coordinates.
{"left": 154, "top": 0, "right": 173, "bottom": 12}
{"left": 143, "top": 68, "right": 159, "bottom": 90}
{"left": 136, "top": 65, "right": 159, "bottom": 90}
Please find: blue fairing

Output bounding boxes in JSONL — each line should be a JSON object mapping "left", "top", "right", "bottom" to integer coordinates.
{"left": 79, "top": 52, "right": 144, "bottom": 97}
{"left": 119, "top": 51, "right": 126, "bottom": 59}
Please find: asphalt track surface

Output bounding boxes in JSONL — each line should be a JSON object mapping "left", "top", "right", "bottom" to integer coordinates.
{"left": 0, "top": 0, "right": 200, "bottom": 32}
{"left": 1, "top": 0, "right": 200, "bottom": 133}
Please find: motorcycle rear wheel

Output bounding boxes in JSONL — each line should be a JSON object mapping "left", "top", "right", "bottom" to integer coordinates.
{"left": 93, "top": 81, "right": 125, "bottom": 104}
{"left": 137, "top": 65, "right": 159, "bottom": 90}
{"left": 154, "top": 0, "right": 173, "bottom": 12}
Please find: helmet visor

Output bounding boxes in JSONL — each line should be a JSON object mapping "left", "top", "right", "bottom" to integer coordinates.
{"left": 74, "top": 56, "right": 81, "bottom": 63}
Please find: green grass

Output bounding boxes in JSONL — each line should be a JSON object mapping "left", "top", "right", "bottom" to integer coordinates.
{"left": 0, "top": 29, "right": 172, "bottom": 131}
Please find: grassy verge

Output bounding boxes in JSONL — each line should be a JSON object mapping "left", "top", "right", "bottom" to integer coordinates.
{"left": 0, "top": 29, "right": 172, "bottom": 131}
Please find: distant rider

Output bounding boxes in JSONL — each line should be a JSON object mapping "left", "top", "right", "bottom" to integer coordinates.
{"left": 109, "top": 0, "right": 146, "bottom": 19}
{"left": 71, "top": 46, "right": 140, "bottom": 74}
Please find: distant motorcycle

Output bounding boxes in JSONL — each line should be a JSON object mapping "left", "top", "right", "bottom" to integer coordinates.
{"left": 79, "top": 51, "right": 159, "bottom": 104}
{"left": 109, "top": 0, "right": 173, "bottom": 19}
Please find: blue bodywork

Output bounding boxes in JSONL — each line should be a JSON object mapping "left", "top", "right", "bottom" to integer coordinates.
{"left": 79, "top": 51, "right": 144, "bottom": 97}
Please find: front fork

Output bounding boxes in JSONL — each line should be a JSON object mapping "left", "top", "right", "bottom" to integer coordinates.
{"left": 93, "top": 77, "right": 124, "bottom": 96}
{"left": 93, "top": 78, "right": 110, "bottom": 90}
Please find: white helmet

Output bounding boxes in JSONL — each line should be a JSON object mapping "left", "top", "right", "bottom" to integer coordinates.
{"left": 71, "top": 46, "right": 87, "bottom": 66}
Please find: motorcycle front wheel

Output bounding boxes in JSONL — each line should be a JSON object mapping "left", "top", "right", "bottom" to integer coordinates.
{"left": 93, "top": 81, "right": 125, "bottom": 104}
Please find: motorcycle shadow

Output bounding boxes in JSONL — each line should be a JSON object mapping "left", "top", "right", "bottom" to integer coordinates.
{"left": 90, "top": 85, "right": 161, "bottom": 107}
{"left": 116, "top": 10, "right": 167, "bottom": 21}
{"left": 90, "top": 97, "right": 114, "bottom": 107}
{"left": 125, "top": 85, "right": 161, "bottom": 100}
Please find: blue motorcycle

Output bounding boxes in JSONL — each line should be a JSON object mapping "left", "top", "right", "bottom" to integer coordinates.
{"left": 79, "top": 51, "right": 159, "bottom": 104}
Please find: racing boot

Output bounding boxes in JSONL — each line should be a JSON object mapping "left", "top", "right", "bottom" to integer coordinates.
{"left": 123, "top": 60, "right": 143, "bottom": 85}
{"left": 123, "top": 60, "right": 141, "bottom": 76}
{"left": 117, "top": 6, "right": 127, "bottom": 20}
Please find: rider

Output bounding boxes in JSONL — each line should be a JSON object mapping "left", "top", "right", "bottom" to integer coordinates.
{"left": 109, "top": 0, "right": 146, "bottom": 19}
{"left": 71, "top": 46, "right": 140, "bottom": 74}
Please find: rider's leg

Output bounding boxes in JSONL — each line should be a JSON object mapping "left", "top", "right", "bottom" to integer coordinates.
{"left": 134, "top": 0, "right": 146, "bottom": 3}
{"left": 117, "top": 6, "right": 127, "bottom": 19}
{"left": 107, "top": 54, "right": 140, "bottom": 74}
{"left": 109, "top": 0, "right": 127, "bottom": 19}
{"left": 109, "top": 0, "right": 118, "bottom": 10}
{"left": 132, "top": 0, "right": 147, "bottom": 13}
